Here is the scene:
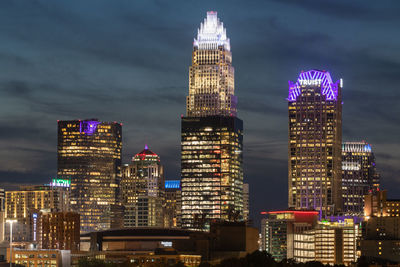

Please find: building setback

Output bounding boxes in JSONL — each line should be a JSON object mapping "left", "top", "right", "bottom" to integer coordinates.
{"left": 121, "top": 145, "right": 165, "bottom": 228}
{"left": 342, "top": 141, "right": 380, "bottom": 216}
{"left": 57, "top": 119, "right": 122, "bottom": 233}
{"left": 181, "top": 11, "right": 244, "bottom": 230}
{"left": 288, "top": 70, "right": 342, "bottom": 218}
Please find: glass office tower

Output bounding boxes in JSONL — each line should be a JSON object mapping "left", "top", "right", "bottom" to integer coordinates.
{"left": 181, "top": 12, "right": 244, "bottom": 230}
{"left": 342, "top": 141, "right": 379, "bottom": 216}
{"left": 57, "top": 119, "right": 122, "bottom": 232}
{"left": 288, "top": 70, "right": 342, "bottom": 218}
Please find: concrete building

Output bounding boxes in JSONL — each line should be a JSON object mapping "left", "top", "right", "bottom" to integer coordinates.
{"left": 288, "top": 70, "right": 342, "bottom": 217}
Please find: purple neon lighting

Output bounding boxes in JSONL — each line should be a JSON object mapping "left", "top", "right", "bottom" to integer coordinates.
{"left": 80, "top": 120, "right": 101, "bottom": 135}
{"left": 288, "top": 70, "right": 339, "bottom": 102}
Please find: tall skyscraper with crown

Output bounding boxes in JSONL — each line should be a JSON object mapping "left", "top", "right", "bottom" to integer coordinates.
{"left": 181, "top": 12, "right": 244, "bottom": 230}
{"left": 288, "top": 70, "right": 342, "bottom": 218}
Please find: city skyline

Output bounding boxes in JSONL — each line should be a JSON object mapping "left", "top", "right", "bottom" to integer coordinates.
{"left": 0, "top": 0, "right": 400, "bottom": 228}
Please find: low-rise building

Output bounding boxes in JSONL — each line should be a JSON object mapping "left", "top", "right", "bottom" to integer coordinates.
{"left": 9, "top": 248, "right": 70, "bottom": 267}
{"left": 260, "top": 210, "right": 318, "bottom": 261}
{"left": 294, "top": 219, "right": 360, "bottom": 265}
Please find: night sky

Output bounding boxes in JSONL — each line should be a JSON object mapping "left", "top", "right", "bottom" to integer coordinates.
{"left": 1, "top": 0, "right": 399, "bottom": 226}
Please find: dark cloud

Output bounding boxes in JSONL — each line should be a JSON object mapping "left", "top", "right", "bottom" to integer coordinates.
{"left": 269, "top": 0, "right": 400, "bottom": 21}
{"left": 0, "top": 0, "right": 399, "bottom": 228}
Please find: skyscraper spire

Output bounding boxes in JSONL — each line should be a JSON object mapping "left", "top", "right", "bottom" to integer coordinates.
{"left": 186, "top": 11, "right": 237, "bottom": 117}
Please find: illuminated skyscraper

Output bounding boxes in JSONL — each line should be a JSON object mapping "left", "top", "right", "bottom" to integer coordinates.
{"left": 288, "top": 70, "right": 342, "bottom": 218}
{"left": 57, "top": 119, "right": 122, "bottom": 233}
{"left": 121, "top": 145, "right": 165, "bottom": 228}
{"left": 181, "top": 11, "right": 244, "bottom": 230}
{"left": 342, "top": 141, "right": 379, "bottom": 216}
{"left": 186, "top": 11, "right": 236, "bottom": 117}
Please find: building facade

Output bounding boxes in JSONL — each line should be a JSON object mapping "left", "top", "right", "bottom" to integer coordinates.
{"left": 260, "top": 210, "right": 318, "bottom": 261}
{"left": 288, "top": 70, "right": 342, "bottom": 218}
{"left": 57, "top": 119, "right": 122, "bottom": 233}
{"left": 164, "top": 180, "right": 182, "bottom": 228}
{"left": 364, "top": 190, "right": 400, "bottom": 218}
{"left": 5, "top": 184, "right": 69, "bottom": 243}
{"left": 342, "top": 141, "right": 379, "bottom": 216}
{"left": 37, "top": 210, "right": 80, "bottom": 252}
{"left": 294, "top": 219, "right": 360, "bottom": 265}
{"left": 362, "top": 189, "right": 400, "bottom": 262}
{"left": 121, "top": 145, "right": 165, "bottom": 228}
{"left": 181, "top": 11, "right": 244, "bottom": 230}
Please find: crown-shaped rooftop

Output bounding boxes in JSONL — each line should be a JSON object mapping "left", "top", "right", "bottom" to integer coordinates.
{"left": 193, "top": 11, "right": 230, "bottom": 51}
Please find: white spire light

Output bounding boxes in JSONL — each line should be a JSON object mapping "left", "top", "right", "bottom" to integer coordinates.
{"left": 194, "top": 11, "right": 230, "bottom": 51}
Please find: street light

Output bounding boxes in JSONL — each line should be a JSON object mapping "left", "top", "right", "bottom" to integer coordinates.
{"left": 6, "top": 219, "right": 17, "bottom": 267}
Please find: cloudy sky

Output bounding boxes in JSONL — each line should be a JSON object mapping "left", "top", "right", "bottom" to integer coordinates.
{"left": 1, "top": 0, "right": 399, "bottom": 225}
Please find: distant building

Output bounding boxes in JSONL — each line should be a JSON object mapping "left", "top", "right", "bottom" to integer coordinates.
{"left": 260, "top": 210, "right": 318, "bottom": 261}
{"left": 5, "top": 183, "right": 69, "bottom": 243}
{"left": 57, "top": 119, "right": 122, "bottom": 233}
{"left": 342, "top": 141, "right": 380, "bottom": 216}
{"left": 361, "top": 190, "right": 400, "bottom": 262}
{"left": 364, "top": 189, "right": 400, "bottom": 218}
{"left": 37, "top": 210, "right": 80, "bottom": 252}
{"left": 164, "top": 180, "right": 181, "bottom": 228}
{"left": 121, "top": 145, "right": 165, "bottom": 228}
{"left": 288, "top": 70, "right": 343, "bottom": 217}
{"left": 181, "top": 12, "right": 244, "bottom": 230}
{"left": 243, "top": 183, "right": 249, "bottom": 222}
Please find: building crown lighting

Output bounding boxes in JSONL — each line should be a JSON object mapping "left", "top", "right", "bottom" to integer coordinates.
{"left": 194, "top": 11, "right": 230, "bottom": 51}
{"left": 288, "top": 69, "right": 339, "bottom": 101}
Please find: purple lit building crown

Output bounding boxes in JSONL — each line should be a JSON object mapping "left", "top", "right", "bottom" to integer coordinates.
{"left": 288, "top": 70, "right": 340, "bottom": 101}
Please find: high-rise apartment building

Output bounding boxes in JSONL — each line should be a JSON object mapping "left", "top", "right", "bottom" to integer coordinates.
{"left": 342, "top": 141, "right": 379, "bottom": 216}
{"left": 181, "top": 11, "right": 244, "bottom": 231}
{"left": 5, "top": 184, "right": 69, "bottom": 243}
{"left": 288, "top": 70, "right": 342, "bottom": 218}
{"left": 57, "top": 119, "right": 122, "bottom": 233}
{"left": 121, "top": 145, "right": 165, "bottom": 228}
